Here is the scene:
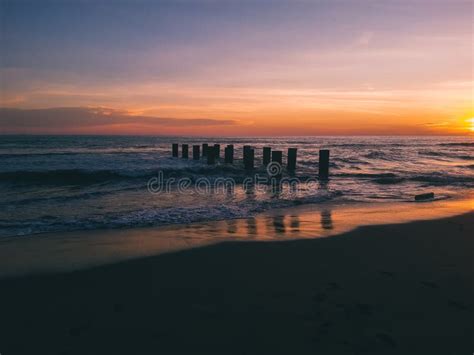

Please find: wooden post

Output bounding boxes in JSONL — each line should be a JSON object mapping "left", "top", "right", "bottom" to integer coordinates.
{"left": 287, "top": 148, "right": 297, "bottom": 171}
{"left": 214, "top": 144, "right": 220, "bottom": 159}
{"left": 319, "top": 149, "right": 330, "bottom": 180}
{"left": 207, "top": 148, "right": 215, "bottom": 165}
{"left": 182, "top": 144, "right": 189, "bottom": 159}
{"left": 172, "top": 143, "right": 178, "bottom": 157}
{"left": 242, "top": 145, "right": 252, "bottom": 167}
{"left": 243, "top": 145, "right": 251, "bottom": 168}
{"left": 263, "top": 147, "right": 271, "bottom": 165}
{"left": 243, "top": 145, "right": 251, "bottom": 160}
{"left": 193, "top": 145, "right": 200, "bottom": 160}
{"left": 271, "top": 150, "right": 282, "bottom": 165}
{"left": 271, "top": 150, "right": 282, "bottom": 178}
{"left": 244, "top": 148, "right": 254, "bottom": 170}
{"left": 225, "top": 144, "right": 234, "bottom": 164}
{"left": 202, "top": 143, "right": 208, "bottom": 157}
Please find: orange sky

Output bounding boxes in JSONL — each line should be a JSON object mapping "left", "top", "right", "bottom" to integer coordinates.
{"left": 1, "top": 1, "right": 473, "bottom": 136}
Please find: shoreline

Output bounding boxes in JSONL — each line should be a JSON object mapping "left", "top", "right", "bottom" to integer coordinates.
{"left": 0, "top": 211, "right": 472, "bottom": 354}
{"left": 0, "top": 194, "right": 472, "bottom": 278}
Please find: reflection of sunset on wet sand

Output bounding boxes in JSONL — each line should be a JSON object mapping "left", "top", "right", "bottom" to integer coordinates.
{"left": 1, "top": 194, "right": 472, "bottom": 277}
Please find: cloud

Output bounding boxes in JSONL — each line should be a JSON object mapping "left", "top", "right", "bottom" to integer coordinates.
{"left": 0, "top": 107, "right": 238, "bottom": 133}
{"left": 353, "top": 31, "right": 374, "bottom": 47}
{"left": 422, "top": 122, "right": 450, "bottom": 127}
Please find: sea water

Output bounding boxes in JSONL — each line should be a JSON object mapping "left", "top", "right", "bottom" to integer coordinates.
{"left": 0, "top": 135, "right": 472, "bottom": 237}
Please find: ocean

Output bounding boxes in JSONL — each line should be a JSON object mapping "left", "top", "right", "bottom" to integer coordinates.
{"left": 0, "top": 135, "right": 472, "bottom": 238}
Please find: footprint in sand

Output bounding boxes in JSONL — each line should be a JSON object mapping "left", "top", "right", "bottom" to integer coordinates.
{"left": 356, "top": 303, "right": 374, "bottom": 316}
{"left": 340, "top": 303, "right": 374, "bottom": 318}
{"left": 317, "top": 321, "right": 332, "bottom": 335}
{"left": 420, "top": 281, "right": 439, "bottom": 289}
{"left": 447, "top": 299, "right": 468, "bottom": 311}
{"left": 375, "top": 332, "right": 397, "bottom": 348}
{"left": 326, "top": 282, "right": 341, "bottom": 290}
{"left": 312, "top": 292, "right": 327, "bottom": 303}
{"left": 379, "top": 270, "right": 395, "bottom": 278}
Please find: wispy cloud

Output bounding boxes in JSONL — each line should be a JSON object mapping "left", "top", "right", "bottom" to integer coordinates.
{"left": 353, "top": 31, "right": 374, "bottom": 47}
{"left": 1, "top": 0, "right": 471, "bottom": 135}
{"left": 0, "top": 107, "right": 238, "bottom": 134}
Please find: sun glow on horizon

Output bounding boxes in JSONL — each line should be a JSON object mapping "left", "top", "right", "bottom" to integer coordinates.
{"left": 468, "top": 118, "right": 474, "bottom": 132}
{"left": 0, "top": 1, "right": 472, "bottom": 136}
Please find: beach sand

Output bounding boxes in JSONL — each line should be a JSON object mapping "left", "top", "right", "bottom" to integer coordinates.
{"left": 0, "top": 212, "right": 472, "bottom": 355}
{"left": 1, "top": 196, "right": 473, "bottom": 278}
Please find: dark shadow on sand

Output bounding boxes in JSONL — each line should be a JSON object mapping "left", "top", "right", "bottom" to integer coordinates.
{"left": 0, "top": 213, "right": 472, "bottom": 355}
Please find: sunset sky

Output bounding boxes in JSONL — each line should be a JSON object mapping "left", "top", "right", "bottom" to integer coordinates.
{"left": 1, "top": 0, "right": 473, "bottom": 135}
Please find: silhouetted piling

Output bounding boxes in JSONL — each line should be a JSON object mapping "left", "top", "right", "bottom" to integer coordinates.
{"left": 207, "top": 148, "right": 215, "bottom": 165}
{"left": 244, "top": 148, "right": 255, "bottom": 170}
{"left": 243, "top": 146, "right": 252, "bottom": 168}
{"left": 193, "top": 145, "right": 200, "bottom": 160}
{"left": 172, "top": 143, "right": 178, "bottom": 157}
{"left": 243, "top": 145, "right": 251, "bottom": 161}
{"left": 287, "top": 148, "right": 297, "bottom": 171}
{"left": 271, "top": 150, "right": 283, "bottom": 165}
{"left": 225, "top": 144, "right": 234, "bottom": 164}
{"left": 270, "top": 150, "right": 282, "bottom": 178}
{"left": 182, "top": 144, "right": 189, "bottom": 159}
{"left": 319, "top": 149, "right": 330, "bottom": 180}
{"left": 263, "top": 147, "right": 271, "bottom": 165}
{"left": 214, "top": 144, "right": 220, "bottom": 159}
{"left": 202, "top": 143, "right": 208, "bottom": 157}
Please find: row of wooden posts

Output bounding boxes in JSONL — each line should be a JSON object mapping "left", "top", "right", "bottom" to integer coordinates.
{"left": 172, "top": 143, "right": 330, "bottom": 179}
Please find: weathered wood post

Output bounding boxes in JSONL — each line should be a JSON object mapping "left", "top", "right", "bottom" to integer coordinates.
{"left": 214, "top": 144, "right": 220, "bottom": 159}
{"left": 319, "top": 149, "right": 330, "bottom": 180}
{"left": 244, "top": 148, "right": 254, "bottom": 170}
{"left": 225, "top": 144, "right": 234, "bottom": 164}
{"left": 172, "top": 143, "right": 179, "bottom": 157}
{"left": 202, "top": 143, "right": 208, "bottom": 157}
{"left": 287, "top": 148, "right": 297, "bottom": 171}
{"left": 271, "top": 150, "right": 283, "bottom": 179}
{"left": 243, "top": 145, "right": 251, "bottom": 161}
{"left": 243, "top": 145, "right": 251, "bottom": 168}
{"left": 182, "top": 144, "right": 189, "bottom": 159}
{"left": 271, "top": 150, "right": 283, "bottom": 165}
{"left": 263, "top": 147, "right": 271, "bottom": 165}
{"left": 207, "top": 148, "right": 215, "bottom": 165}
{"left": 193, "top": 145, "right": 200, "bottom": 160}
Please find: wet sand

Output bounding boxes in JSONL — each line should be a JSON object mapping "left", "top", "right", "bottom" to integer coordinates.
{"left": 0, "top": 196, "right": 473, "bottom": 277}
{"left": 0, "top": 211, "right": 472, "bottom": 354}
